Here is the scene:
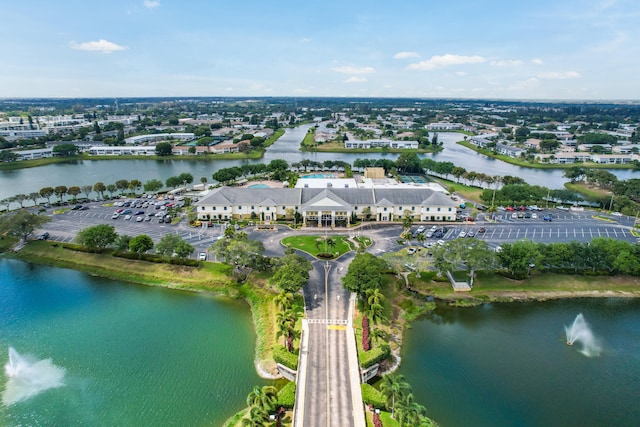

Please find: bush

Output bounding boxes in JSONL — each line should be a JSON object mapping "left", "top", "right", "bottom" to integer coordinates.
{"left": 62, "top": 242, "right": 104, "bottom": 254}
{"left": 360, "top": 344, "right": 390, "bottom": 369}
{"left": 361, "top": 383, "right": 387, "bottom": 410}
{"left": 276, "top": 381, "right": 296, "bottom": 408}
{"left": 273, "top": 345, "right": 298, "bottom": 370}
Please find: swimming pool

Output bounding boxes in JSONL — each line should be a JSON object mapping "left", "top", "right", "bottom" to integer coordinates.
{"left": 301, "top": 173, "right": 337, "bottom": 179}
{"left": 248, "top": 184, "right": 269, "bottom": 188}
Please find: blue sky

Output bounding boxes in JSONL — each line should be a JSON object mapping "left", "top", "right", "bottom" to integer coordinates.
{"left": 1, "top": 0, "right": 639, "bottom": 100}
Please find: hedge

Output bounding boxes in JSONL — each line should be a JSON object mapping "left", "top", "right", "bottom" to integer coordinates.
{"left": 273, "top": 345, "right": 299, "bottom": 371}
{"left": 112, "top": 251, "right": 200, "bottom": 267}
{"left": 276, "top": 381, "right": 296, "bottom": 408}
{"left": 361, "top": 383, "right": 387, "bottom": 410}
{"left": 359, "top": 344, "right": 391, "bottom": 369}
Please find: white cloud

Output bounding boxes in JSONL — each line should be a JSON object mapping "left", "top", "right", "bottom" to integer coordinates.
{"left": 345, "top": 76, "right": 367, "bottom": 83}
{"left": 455, "top": 71, "right": 467, "bottom": 76}
{"left": 537, "top": 71, "right": 581, "bottom": 79}
{"left": 394, "top": 51, "right": 420, "bottom": 59}
{"left": 531, "top": 58, "right": 544, "bottom": 65}
{"left": 70, "top": 39, "right": 127, "bottom": 53}
{"left": 330, "top": 66, "right": 375, "bottom": 74}
{"left": 490, "top": 59, "right": 523, "bottom": 67}
{"left": 406, "top": 54, "right": 486, "bottom": 70}
{"left": 299, "top": 38, "right": 312, "bottom": 43}
{"left": 143, "top": 0, "right": 160, "bottom": 9}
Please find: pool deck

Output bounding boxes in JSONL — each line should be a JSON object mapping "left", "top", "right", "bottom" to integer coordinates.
{"left": 239, "top": 180, "right": 285, "bottom": 188}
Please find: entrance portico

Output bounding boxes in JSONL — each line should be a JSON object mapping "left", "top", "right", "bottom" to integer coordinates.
{"left": 301, "top": 190, "right": 352, "bottom": 228}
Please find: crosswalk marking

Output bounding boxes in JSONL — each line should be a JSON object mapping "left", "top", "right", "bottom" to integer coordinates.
{"left": 307, "top": 318, "right": 348, "bottom": 325}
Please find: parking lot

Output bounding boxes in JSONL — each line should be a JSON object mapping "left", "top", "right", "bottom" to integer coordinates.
{"left": 39, "top": 199, "right": 225, "bottom": 256}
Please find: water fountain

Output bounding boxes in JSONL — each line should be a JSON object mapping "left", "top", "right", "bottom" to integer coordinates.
{"left": 564, "top": 314, "right": 602, "bottom": 357}
{"left": 2, "top": 347, "right": 65, "bottom": 406}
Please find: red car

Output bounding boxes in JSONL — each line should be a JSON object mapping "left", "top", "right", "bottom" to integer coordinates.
{"left": 478, "top": 227, "right": 486, "bottom": 233}
{"left": 505, "top": 206, "right": 515, "bottom": 211}
{"left": 518, "top": 206, "right": 527, "bottom": 211}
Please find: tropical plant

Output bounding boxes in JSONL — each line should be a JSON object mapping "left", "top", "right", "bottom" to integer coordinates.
{"left": 380, "top": 374, "right": 410, "bottom": 418}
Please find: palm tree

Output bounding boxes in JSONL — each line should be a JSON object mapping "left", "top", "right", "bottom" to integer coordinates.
{"left": 380, "top": 374, "right": 410, "bottom": 418}
{"left": 246, "top": 385, "right": 278, "bottom": 413}
{"left": 274, "top": 291, "right": 294, "bottom": 312}
{"left": 396, "top": 392, "right": 427, "bottom": 427}
{"left": 276, "top": 309, "right": 298, "bottom": 351}
{"left": 370, "top": 327, "right": 387, "bottom": 348}
{"left": 241, "top": 405, "right": 269, "bottom": 426}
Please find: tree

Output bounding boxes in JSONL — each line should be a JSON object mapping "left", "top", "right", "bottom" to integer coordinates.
{"left": 246, "top": 385, "right": 278, "bottom": 413}
{"left": 210, "top": 235, "right": 265, "bottom": 281}
{"left": 451, "top": 166, "right": 466, "bottom": 183}
{"left": 274, "top": 291, "right": 294, "bottom": 312}
{"left": 93, "top": 182, "right": 106, "bottom": 199}
{"left": 129, "top": 179, "right": 142, "bottom": 195}
{"left": 106, "top": 184, "right": 117, "bottom": 198}
{"left": 54, "top": 185, "right": 68, "bottom": 202}
{"left": 155, "top": 234, "right": 183, "bottom": 257}
{"left": 143, "top": 179, "right": 163, "bottom": 194}
{"left": 81, "top": 185, "right": 93, "bottom": 200}
{"left": 129, "top": 234, "right": 154, "bottom": 257}
{"left": 39, "top": 187, "right": 54, "bottom": 205}
{"left": 68, "top": 186, "right": 81, "bottom": 200}
{"left": 155, "top": 142, "right": 173, "bottom": 156}
{"left": 270, "top": 253, "right": 312, "bottom": 293}
{"left": 497, "top": 240, "right": 541, "bottom": 278}
{"left": 380, "top": 374, "right": 410, "bottom": 419}
{"left": 174, "top": 240, "right": 195, "bottom": 259}
{"left": 52, "top": 143, "right": 79, "bottom": 156}
{"left": 402, "top": 210, "right": 413, "bottom": 230}
{"left": 27, "top": 192, "right": 40, "bottom": 206}
{"left": 342, "top": 253, "right": 388, "bottom": 296}
{"left": 0, "top": 210, "right": 49, "bottom": 242}
{"left": 165, "top": 176, "right": 182, "bottom": 188}
{"left": 396, "top": 393, "right": 428, "bottom": 427}
{"left": 76, "top": 224, "right": 117, "bottom": 252}
{"left": 395, "top": 152, "right": 421, "bottom": 174}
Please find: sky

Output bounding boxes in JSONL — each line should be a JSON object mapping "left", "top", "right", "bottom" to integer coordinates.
{"left": 1, "top": 0, "right": 640, "bottom": 100}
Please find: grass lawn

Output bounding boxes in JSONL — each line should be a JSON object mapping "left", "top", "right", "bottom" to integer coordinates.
{"left": 12, "top": 240, "right": 235, "bottom": 292}
{"left": 281, "top": 235, "right": 354, "bottom": 258}
{"left": 431, "top": 177, "right": 484, "bottom": 204}
{"left": 564, "top": 181, "right": 611, "bottom": 200}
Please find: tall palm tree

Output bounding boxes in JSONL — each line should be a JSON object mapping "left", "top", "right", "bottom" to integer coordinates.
{"left": 241, "top": 405, "right": 269, "bottom": 426}
{"left": 273, "top": 291, "right": 294, "bottom": 312}
{"left": 396, "top": 392, "right": 427, "bottom": 427}
{"left": 380, "top": 374, "right": 410, "bottom": 418}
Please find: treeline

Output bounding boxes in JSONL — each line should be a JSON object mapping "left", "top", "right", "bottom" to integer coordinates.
{"left": 0, "top": 173, "right": 196, "bottom": 211}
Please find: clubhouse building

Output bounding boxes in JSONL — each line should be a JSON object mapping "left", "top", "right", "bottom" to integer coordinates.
{"left": 195, "top": 186, "right": 458, "bottom": 227}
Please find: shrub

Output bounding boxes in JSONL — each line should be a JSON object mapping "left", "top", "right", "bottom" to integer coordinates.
{"left": 361, "top": 383, "right": 387, "bottom": 410}
{"left": 360, "top": 344, "right": 390, "bottom": 369}
{"left": 276, "top": 381, "right": 296, "bottom": 408}
{"left": 273, "top": 345, "right": 298, "bottom": 370}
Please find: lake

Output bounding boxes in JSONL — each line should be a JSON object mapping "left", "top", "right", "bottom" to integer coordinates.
{"left": 398, "top": 298, "right": 640, "bottom": 427}
{"left": 0, "top": 126, "right": 637, "bottom": 201}
{"left": 0, "top": 258, "right": 263, "bottom": 426}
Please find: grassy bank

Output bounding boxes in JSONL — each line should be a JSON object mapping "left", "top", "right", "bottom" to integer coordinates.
{"left": 407, "top": 270, "right": 640, "bottom": 303}
{"left": 430, "top": 177, "right": 484, "bottom": 203}
{"left": 564, "top": 181, "right": 611, "bottom": 200}
{"left": 10, "top": 241, "right": 234, "bottom": 292}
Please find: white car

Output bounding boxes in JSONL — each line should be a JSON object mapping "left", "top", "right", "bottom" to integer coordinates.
{"left": 458, "top": 231, "right": 466, "bottom": 238}
{"left": 198, "top": 252, "right": 207, "bottom": 261}
{"left": 124, "top": 215, "right": 132, "bottom": 220}
{"left": 437, "top": 240, "right": 445, "bottom": 246}
{"left": 531, "top": 213, "right": 538, "bottom": 219}
{"left": 407, "top": 247, "right": 417, "bottom": 255}
{"left": 136, "top": 216, "right": 144, "bottom": 222}
{"left": 611, "top": 212, "right": 622, "bottom": 217}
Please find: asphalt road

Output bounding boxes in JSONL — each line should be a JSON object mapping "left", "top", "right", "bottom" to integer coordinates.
{"left": 299, "top": 254, "right": 356, "bottom": 427}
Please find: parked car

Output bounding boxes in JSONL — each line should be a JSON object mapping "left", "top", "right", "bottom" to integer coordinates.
{"left": 71, "top": 205, "right": 83, "bottom": 210}
{"left": 198, "top": 252, "right": 207, "bottom": 261}
{"left": 122, "top": 209, "right": 132, "bottom": 215}
{"left": 124, "top": 215, "right": 132, "bottom": 220}
{"left": 144, "top": 216, "right": 151, "bottom": 221}
{"left": 111, "top": 213, "right": 119, "bottom": 219}
{"left": 135, "top": 210, "right": 145, "bottom": 216}
{"left": 407, "top": 247, "right": 417, "bottom": 255}
{"left": 478, "top": 227, "right": 486, "bottom": 233}
{"left": 416, "top": 226, "right": 425, "bottom": 234}
{"left": 511, "top": 213, "right": 518, "bottom": 219}
{"left": 36, "top": 232, "right": 50, "bottom": 240}
{"left": 543, "top": 214, "right": 553, "bottom": 222}
{"left": 136, "top": 216, "right": 144, "bottom": 222}
{"left": 531, "top": 213, "right": 538, "bottom": 219}
{"left": 458, "top": 231, "right": 466, "bottom": 238}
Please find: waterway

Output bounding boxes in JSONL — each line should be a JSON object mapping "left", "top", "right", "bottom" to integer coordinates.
{"left": 0, "top": 126, "right": 637, "bottom": 201}
{"left": 398, "top": 298, "right": 640, "bottom": 427}
{"left": 0, "top": 258, "right": 263, "bottom": 426}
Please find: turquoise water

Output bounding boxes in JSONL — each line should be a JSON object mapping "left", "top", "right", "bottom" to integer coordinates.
{"left": 0, "top": 258, "right": 263, "bottom": 426}
{"left": 301, "top": 173, "right": 336, "bottom": 179}
{"left": 248, "top": 184, "right": 269, "bottom": 188}
{"left": 399, "top": 299, "right": 640, "bottom": 427}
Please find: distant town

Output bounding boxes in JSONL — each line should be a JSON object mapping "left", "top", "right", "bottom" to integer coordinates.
{"left": 1, "top": 98, "right": 639, "bottom": 167}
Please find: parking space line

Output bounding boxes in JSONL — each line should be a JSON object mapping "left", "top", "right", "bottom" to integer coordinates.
{"left": 605, "top": 229, "right": 610, "bottom": 237}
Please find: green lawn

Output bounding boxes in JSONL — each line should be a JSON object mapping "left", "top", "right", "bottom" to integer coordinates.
{"left": 280, "top": 235, "right": 354, "bottom": 258}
